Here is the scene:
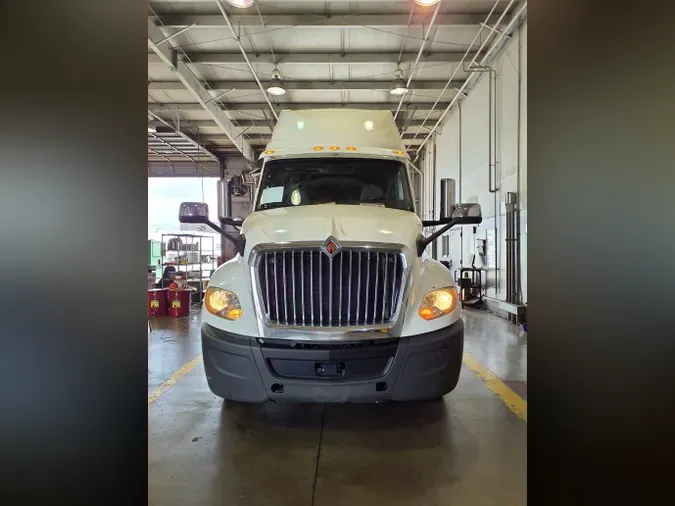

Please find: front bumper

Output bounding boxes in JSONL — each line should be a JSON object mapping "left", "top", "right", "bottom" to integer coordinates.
{"left": 201, "top": 319, "right": 464, "bottom": 403}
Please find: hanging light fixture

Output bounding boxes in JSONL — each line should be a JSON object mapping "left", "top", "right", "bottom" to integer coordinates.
{"left": 413, "top": 0, "right": 440, "bottom": 6}
{"left": 390, "top": 67, "right": 409, "bottom": 96}
{"left": 266, "top": 67, "right": 287, "bottom": 96}
{"left": 225, "top": 0, "right": 255, "bottom": 8}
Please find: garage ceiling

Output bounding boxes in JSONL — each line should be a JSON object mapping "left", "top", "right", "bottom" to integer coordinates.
{"left": 148, "top": 0, "right": 522, "bottom": 174}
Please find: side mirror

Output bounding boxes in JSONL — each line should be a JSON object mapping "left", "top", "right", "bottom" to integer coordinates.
{"left": 451, "top": 203, "right": 482, "bottom": 224}
{"left": 178, "top": 202, "right": 246, "bottom": 256}
{"left": 178, "top": 202, "right": 209, "bottom": 224}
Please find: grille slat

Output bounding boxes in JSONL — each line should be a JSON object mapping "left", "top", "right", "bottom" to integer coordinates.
{"left": 258, "top": 247, "right": 404, "bottom": 328}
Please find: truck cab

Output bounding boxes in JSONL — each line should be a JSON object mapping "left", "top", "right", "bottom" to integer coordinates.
{"left": 178, "top": 109, "right": 481, "bottom": 403}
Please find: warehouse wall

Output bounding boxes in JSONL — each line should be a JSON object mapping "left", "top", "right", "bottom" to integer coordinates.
{"left": 432, "top": 20, "right": 527, "bottom": 304}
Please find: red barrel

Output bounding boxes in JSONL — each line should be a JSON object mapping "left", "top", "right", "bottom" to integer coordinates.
{"left": 148, "top": 289, "right": 168, "bottom": 317}
{"left": 167, "top": 289, "right": 191, "bottom": 318}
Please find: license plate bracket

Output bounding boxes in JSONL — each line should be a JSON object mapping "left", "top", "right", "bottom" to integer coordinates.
{"left": 315, "top": 362, "right": 345, "bottom": 378}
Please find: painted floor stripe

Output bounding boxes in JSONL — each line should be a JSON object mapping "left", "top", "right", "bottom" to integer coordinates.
{"left": 148, "top": 355, "right": 203, "bottom": 405}
{"left": 462, "top": 352, "right": 527, "bottom": 423}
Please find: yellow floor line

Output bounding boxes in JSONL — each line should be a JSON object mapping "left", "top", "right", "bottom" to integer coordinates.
{"left": 148, "top": 355, "right": 203, "bottom": 405}
{"left": 462, "top": 352, "right": 527, "bottom": 423}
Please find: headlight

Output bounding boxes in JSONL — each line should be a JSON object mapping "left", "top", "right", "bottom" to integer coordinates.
{"left": 205, "top": 287, "right": 243, "bottom": 320}
{"left": 418, "top": 286, "right": 458, "bottom": 320}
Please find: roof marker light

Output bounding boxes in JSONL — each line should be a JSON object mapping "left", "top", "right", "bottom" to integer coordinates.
{"left": 329, "top": 146, "right": 340, "bottom": 151}
{"left": 264, "top": 149, "right": 275, "bottom": 155}
{"left": 394, "top": 150, "right": 405, "bottom": 155}
{"left": 346, "top": 146, "right": 356, "bottom": 151}
{"left": 313, "top": 146, "right": 324, "bottom": 151}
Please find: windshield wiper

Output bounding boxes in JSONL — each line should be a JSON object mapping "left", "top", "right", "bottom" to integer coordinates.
{"left": 259, "top": 202, "right": 289, "bottom": 210}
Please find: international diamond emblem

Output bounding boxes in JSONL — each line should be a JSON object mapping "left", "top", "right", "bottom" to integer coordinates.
{"left": 321, "top": 236, "right": 341, "bottom": 258}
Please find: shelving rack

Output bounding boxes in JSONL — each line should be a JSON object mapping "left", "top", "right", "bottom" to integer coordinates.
{"left": 161, "top": 233, "right": 217, "bottom": 299}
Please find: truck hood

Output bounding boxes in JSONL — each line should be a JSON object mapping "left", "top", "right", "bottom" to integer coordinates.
{"left": 241, "top": 203, "right": 422, "bottom": 247}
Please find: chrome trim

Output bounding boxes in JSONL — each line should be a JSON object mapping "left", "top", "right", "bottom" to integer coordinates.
{"left": 338, "top": 253, "right": 343, "bottom": 323}
{"left": 347, "top": 250, "right": 352, "bottom": 324}
{"left": 300, "top": 250, "right": 305, "bottom": 325}
{"left": 381, "top": 251, "right": 389, "bottom": 323}
{"left": 264, "top": 252, "right": 270, "bottom": 319}
{"left": 273, "top": 251, "right": 279, "bottom": 322}
{"left": 356, "top": 251, "right": 362, "bottom": 324}
{"left": 291, "top": 250, "right": 297, "bottom": 325}
{"left": 318, "top": 251, "right": 323, "bottom": 326}
{"left": 282, "top": 250, "right": 288, "bottom": 324}
{"left": 310, "top": 251, "right": 314, "bottom": 326}
{"left": 374, "top": 252, "right": 380, "bottom": 323}
{"left": 390, "top": 254, "right": 397, "bottom": 317}
{"left": 248, "top": 241, "right": 412, "bottom": 340}
{"left": 328, "top": 255, "right": 333, "bottom": 326}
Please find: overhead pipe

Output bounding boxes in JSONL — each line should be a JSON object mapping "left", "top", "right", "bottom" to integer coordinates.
{"left": 393, "top": 0, "right": 443, "bottom": 120}
{"left": 412, "top": 0, "right": 527, "bottom": 160}
{"left": 215, "top": 0, "right": 279, "bottom": 121}
{"left": 458, "top": 100, "right": 463, "bottom": 267}
{"left": 407, "top": 0, "right": 503, "bottom": 146}
{"left": 488, "top": 67, "right": 498, "bottom": 193}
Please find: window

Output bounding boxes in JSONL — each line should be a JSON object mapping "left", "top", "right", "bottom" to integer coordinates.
{"left": 256, "top": 157, "right": 415, "bottom": 212}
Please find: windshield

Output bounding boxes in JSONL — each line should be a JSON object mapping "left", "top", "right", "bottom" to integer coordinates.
{"left": 255, "top": 157, "right": 415, "bottom": 212}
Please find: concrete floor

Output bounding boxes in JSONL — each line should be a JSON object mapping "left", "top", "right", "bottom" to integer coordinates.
{"left": 149, "top": 308, "right": 527, "bottom": 506}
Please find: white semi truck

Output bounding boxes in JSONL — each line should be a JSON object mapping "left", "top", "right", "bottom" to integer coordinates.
{"left": 178, "top": 109, "right": 482, "bottom": 403}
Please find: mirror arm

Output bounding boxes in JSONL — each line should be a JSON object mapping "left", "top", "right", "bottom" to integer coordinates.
{"left": 203, "top": 219, "right": 246, "bottom": 256}
{"left": 219, "top": 217, "right": 243, "bottom": 229}
{"left": 416, "top": 218, "right": 461, "bottom": 256}
{"left": 421, "top": 217, "right": 454, "bottom": 227}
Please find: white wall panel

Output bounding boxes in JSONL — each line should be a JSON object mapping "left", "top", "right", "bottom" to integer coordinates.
{"left": 424, "top": 20, "right": 527, "bottom": 304}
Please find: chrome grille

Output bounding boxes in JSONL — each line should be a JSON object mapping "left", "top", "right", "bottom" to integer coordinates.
{"left": 257, "top": 248, "right": 405, "bottom": 327}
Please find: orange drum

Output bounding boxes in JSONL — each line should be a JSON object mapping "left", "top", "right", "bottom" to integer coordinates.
{"left": 167, "top": 289, "right": 191, "bottom": 318}
{"left": 148, "top": 289, "right": 168, "bottom": 317}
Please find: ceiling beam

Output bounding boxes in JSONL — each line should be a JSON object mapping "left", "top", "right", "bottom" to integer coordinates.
{"left": 152, "top": 13, "right": 505, "bottom": 29}
{"left": 150, "top": 119, "right": 438, "bottom": 129}
{"left": 149, "top": 102, "right": 451, "bottom": 112}
{"left": 148, "top": 18, "right": 254, "bottom": 161}
{"left": 199, "top": 133, "right": 427, "bottom": 142}
{"left": 148, "top": 158, "right": 248, "bottom": 178}
{"left": 148, "top": 51, "right": 480, "bottom": 65}
{"left": 149, "top": 80, "right": 465, "bottom": 91}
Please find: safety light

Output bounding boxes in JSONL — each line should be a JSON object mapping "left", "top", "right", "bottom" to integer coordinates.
{"left": 346, "top": 146, "right": 356, "bottom": 151}
{"left": 313, "top": 146, "right": 324, "bottom": 151}
{"left": 394, "top": 150, "right": 405, "bottom": 155}
{"left": 329, "top": 146, "right": 340, "bottom": 151}
{"left": 205, "top": 287, "right": 243, "bottom": 321}
{"left": 264, "top": 149, "right": 275, "bottom": 155}
{"left": 418, "top": 287, "right": 458, "bottom": 320}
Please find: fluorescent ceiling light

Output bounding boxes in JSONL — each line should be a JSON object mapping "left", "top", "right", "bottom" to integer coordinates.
{"left": 413, "top": 0, "right": 440, "bottom": 6}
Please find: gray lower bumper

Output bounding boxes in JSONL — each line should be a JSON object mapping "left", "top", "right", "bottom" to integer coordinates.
{"left": 201, "top": 319, "right": 464, "bottom": 403}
